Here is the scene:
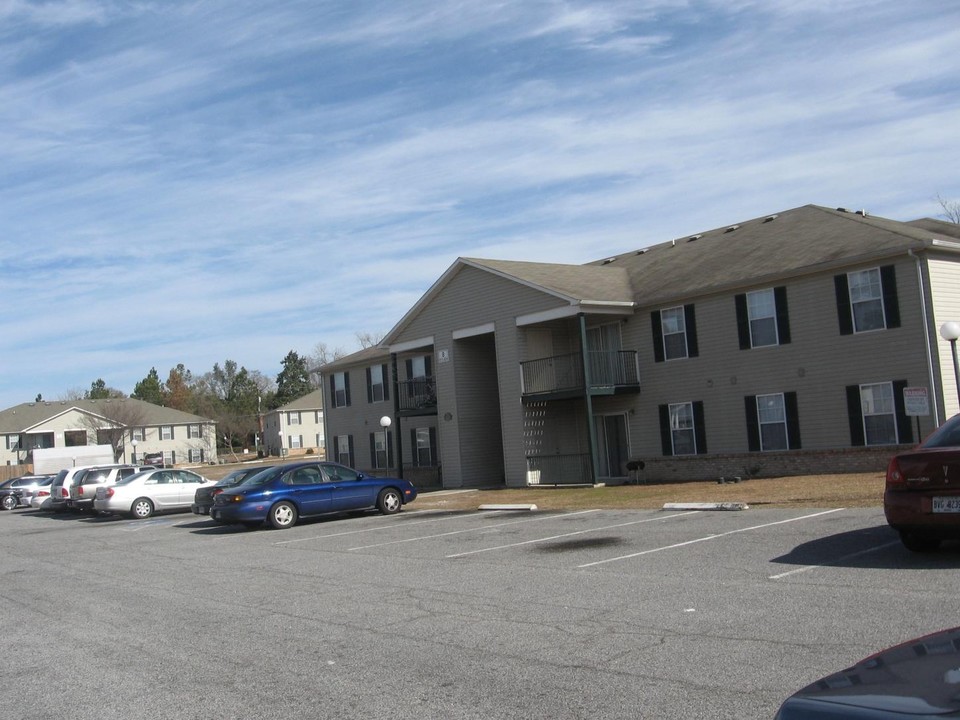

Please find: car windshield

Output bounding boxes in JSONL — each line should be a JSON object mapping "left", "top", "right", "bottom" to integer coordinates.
{"left": 240, "top": 467, "right": 286, "bottom": 487}
{"left": 922, "top": 416, "right": 960, "bottom": 448}
{"left": 116, "top": 470, "right": 152, "bottom": 485}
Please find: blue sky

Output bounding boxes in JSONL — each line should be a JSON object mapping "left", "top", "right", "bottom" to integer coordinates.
{"left": 2, "top": 0, "right": 959, "bottom": 409}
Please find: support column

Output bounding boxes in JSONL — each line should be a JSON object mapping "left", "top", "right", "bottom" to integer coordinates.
{"left": 579, "top": 314, "right": 599, "bottom": 484}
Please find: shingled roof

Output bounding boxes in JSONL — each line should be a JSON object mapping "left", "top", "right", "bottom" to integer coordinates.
{"left": 0, "top": 398, "right": 213, "bottom": 432}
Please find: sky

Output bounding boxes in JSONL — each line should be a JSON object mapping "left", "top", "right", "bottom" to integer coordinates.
{"left": 2, "top": 0, "right": 960, "bottom": 410}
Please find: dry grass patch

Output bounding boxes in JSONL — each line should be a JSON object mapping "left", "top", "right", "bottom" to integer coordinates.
{"left": 414, "top": 473, "right": 886, "bottom": 512}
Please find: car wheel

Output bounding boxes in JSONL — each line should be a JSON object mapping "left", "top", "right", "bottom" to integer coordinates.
{"left": 130, "top": 498, "right": 154, "bottom": 519}
{"left": 268, "top": 502, "right": 297, "bottom": 529}
{"left": 1, "top": 495, "right": 16, "bottom": 511}
{"left": 899, "top": 530, "right": 941, "bottom": 553}
{"left": 377, "top": 488, "right": 402, "bottom": 515}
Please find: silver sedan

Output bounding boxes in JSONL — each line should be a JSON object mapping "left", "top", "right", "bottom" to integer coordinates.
{"left": 94, "top": 468, "right": 216, "bottom": 519}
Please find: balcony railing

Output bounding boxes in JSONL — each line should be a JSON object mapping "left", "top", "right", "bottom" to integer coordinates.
{"left": 526, "top": 453, "right": 593, "bottom": 485}
{"left": 520, "top": 350, "right": 640, "bottom": 397}
{"left": 398, "top": 378, "right": 437, "bottom": 414}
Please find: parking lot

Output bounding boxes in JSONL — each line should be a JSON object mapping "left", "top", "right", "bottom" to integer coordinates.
{"left": 2, "top": 501, "right": 958, "bottom": 720}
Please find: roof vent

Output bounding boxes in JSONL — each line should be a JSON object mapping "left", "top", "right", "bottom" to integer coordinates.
{"left": 636, "top": 249, "right": 647, "bottom": 255}
{"left": 601, "top": 257, "right": 617, "bottom": 265}
{"left": 724, "top": 225, "right": 740, "bottom": 233}
{"left": 836, "top": 207, "right": 848, "bottom": 213}
{"left": 688, "top": 234, "right": 702, "bottom": 242}
{"left": 855, "top": 209, "right": 868, "bottom": 216}
{"left": 670, "top": 239, "right": 676, "bottom": 247}
{"left": 763, "top": 214, "right": 779, "bottom": 223}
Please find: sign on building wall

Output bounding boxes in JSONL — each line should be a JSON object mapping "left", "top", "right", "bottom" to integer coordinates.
{"left": 903, "top": 387, "right": 930, "bottom": 416}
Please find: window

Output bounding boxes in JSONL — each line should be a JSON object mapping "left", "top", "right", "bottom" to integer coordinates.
{"left": 658, "top": 402, "right": 706, "bottom": 456}
{"left": 188, "top": 449, "right": 204, "bottom": 463}
{"left": 746, "top": 392, "right": 800, "bottom": 451}
{"left": 408, "top": 356, "right": 430, "bottom": 379}
{"left": 845, "top": 381, "right": 912, "bottom": 446}
{"left": 316, "top": 434, "right": 325, "bottom": 450}
{"left": 315, "top": 411, "right": 322, "bottom": 424}
{"left": 187, "top": 424, "right": 201, "bottom": 439}
{"left": 410, "top": 427, "right": 436, "bottom": 466}
{"left": 287, "top": 412, "right": 301, "bottom": 426}
{"left": 370, "top": 430, "right": 392, "bottom": 469}
{"left": 6, "top": 435, "right": 19, "bottom": 450}
{"left": 367, "top": 364, "right": 389, "bottom": 403}
{"left": 652, "top": 305, "right": 698, "bottom": 362}
{"left": 163, "top": 450, "right": 175, "bottom": 466}
{"left": 160, "top": 426, "right": 173, "bottom": 441}
{"left": 736, "top": 288, "right": 791, "bottom": 349}
{"left": 131, "top": 428, "right": 144, "bottom": 442}
{"left": 289, "top": 435, "right": 302, "bottom": 449}
{"left": 335, "top": 435, "right": 353, "bottom": 466}
{"left": 331, "top": 372, "right": 351, "bottom": 408}
{"left": 835, "top": 265, "right": 900, "bottom": 335}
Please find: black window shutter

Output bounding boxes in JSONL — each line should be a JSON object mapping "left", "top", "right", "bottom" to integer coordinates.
{"left": 744, "top": 396, "right": 760, "bottom": 451}
{"left": 775, "top": 287, "right": 791, "bottom": 345}
{"left": 369, "top": 433, "right": 376, "bottom": 465}
{"left": 880, "top": 265, "right": 901, "bottom": 329}
{"left": 684, "top": 305, "right": 699, "bottom": 358}
{"left": 387, "top": 430, "right": 394, "bottom": 467}
{"left": 651, "top": 311, "right": 665, "bottom": 363}
{"left": 425, "top": 355, "right": 433, "bottom": 378}
{"left": 366, "top": 367, "right": 373, "bottom": 403}
{"left": 410, "top": 428, "right": 417, "bottom": 466}
{"left": 735, "top": 294, "right": 751, "bottom": 350}
{"left": 344, "top": 373, "right": 351, "bottom": 407}
{"left": 892, "top": 380, "right": 913, "bottom": 444}
{"left": 405, "top": 359, "right": 413, "bottom": 379}
{"left": 693, "top": 400, "right": 706, "bottom": 454}
{"left": 785, "top": 391, "right": 801, "bottom": 449}
{"left": 846, "top": 385, "right": 865, "bottom": 446}
{"left": 329, "top": 375, "right": 336, "bottom": 406}
{"left": 658, "top": 405, "right": 672, "bottom": 455}
{"left": 835, "top": 275, "right": 854, "bottom": 335}
{"left": 429, "top": 427, "right": 437, "bottom": 464}
{"left": 347, "top": 435, "right": 355, "bottom": 468}
{"left": 171, "top": 426, "right": 175, "bottom": 440}
{"left": 382, "top": 364, "right": 390, "bottom": 400}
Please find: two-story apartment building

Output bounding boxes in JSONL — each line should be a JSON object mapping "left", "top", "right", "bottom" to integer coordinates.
{"left": 321, "top": 205, "right": 960, "bottom": 488}
{"left": 261, "top": 389, "right": 325, "bottom": 458}
{"left": 0, "top": 398, "right": 218, "bottom": 470}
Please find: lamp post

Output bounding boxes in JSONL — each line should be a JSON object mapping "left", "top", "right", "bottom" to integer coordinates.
{"left": 940, "top": 322, "right": 960, "bottom": 408}
{"left": 278, "top": 430, "right": 285, "bottom": 458}
{"left": 131, "top": 438, "right": 138, "bottom": 465}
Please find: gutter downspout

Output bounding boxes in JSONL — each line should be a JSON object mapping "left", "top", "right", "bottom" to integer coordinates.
{"left": 579, "top": 314, "right": 600, "bottom": 484}
{"left": 910, "top": 249, "right": 941, "bottom": 428}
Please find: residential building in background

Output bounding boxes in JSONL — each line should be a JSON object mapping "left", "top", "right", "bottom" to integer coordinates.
{"left": 261, "top": 389, "right": 325, "bottom": 458}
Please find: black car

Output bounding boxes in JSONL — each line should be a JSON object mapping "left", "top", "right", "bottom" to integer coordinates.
{"left": 0, "top": 478, "right": 27, "bottom": 510}
{"left": 191, "top": 465, "right": 274, "bottom": 516}
{"left": 775, "top": 627, "right": 960, "bottom": 718}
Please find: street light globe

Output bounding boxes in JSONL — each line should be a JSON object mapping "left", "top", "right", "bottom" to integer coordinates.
{"left": 380, "top": 416, "right": 392, "bottom": 429}
{"left": 941, "top": 321, "right": 960, "bottom": 342}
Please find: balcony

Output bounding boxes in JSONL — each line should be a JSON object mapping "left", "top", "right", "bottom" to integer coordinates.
{"left": 520, "top": 350, "right": 640, "bottom": 400}
{"left": 398, "top": 378, "right": 437, "bottom": 415}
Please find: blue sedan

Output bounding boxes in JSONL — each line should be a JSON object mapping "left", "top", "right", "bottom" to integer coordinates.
{"left": 209, "top": 461, "right": 418, "bottom": 530}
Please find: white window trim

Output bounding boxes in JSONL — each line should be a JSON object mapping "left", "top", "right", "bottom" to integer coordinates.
{"left": 661, "top": 307, "right": 689, "bottom": 361}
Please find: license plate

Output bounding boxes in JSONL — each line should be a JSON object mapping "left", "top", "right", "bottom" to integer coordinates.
{"left": 932, "top": 497, "right": 960, "bottom": 513}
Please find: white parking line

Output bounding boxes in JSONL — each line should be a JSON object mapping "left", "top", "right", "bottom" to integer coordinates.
{"left": 577, "top": 508, "right": 847, "bottom": 568}
{"left": 446, "top": 511, "right": 699, "bottom": 558}
{"left": 347, "top": 509, "right": 602, "bottom": 551}
{"left": 768, "top": 540, "right": 901, "bottom": 579}
{"left": 273, "top": 511, "right": 499, "bottom": 545}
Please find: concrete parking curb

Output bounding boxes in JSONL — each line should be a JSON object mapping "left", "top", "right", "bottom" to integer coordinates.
{"left": 479, "top": 504, "right": 538, "bottom": 511}
{"left": 663, "top": 502, "right": 749, "bottom": 511}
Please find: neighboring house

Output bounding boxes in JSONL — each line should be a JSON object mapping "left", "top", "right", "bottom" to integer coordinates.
{"left": 322, "top": 205, "right": 960, "bottom": 488}
{"left": 0, "top": 398, "right": 218, "bottom": 469}
{"left": 261, "top": 389, "right": 325, "bottom": 458}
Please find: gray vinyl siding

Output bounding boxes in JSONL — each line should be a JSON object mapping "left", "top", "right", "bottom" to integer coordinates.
{"left": 633, "top": 256, "right": 933, "bottom": 454}
{"left": 393, "top": 265, "right": 572, "bottom": 487}
{"left": 454, "top": 334, "right": 504, "bottom": 486}
{"left": 928, "top": 255, "right": 960, "bottom": 418}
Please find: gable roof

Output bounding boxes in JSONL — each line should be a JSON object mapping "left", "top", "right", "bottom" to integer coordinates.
{"left": 271, "top": 389, "right": 325, "bottom": 412}
{"left": 317, "top": 345, "right": 391, "bottom": 374}
{"left": 0, "top": 398, "right": 214, "bottom": 433}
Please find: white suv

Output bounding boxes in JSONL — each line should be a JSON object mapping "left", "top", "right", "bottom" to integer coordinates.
{"left": 49, "top": 464, "right": 128, "bottom": 513}
{"left": 67, "top": 465, "right": 151, "bottom": 512}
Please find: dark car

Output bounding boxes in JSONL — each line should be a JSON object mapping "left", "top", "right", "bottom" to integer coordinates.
{"left": 209, "top": 461, "right": 417, "bottom": 529}
{"left": 1, "top": 483, "right": 22, "bottom": 510}
{"left": 885, "top": 413, "right": 960, "bottom": 552}
{"left": 142, "top": 452, "right": 166, "bottom": 468}
{"left": 191, "top": 465, "right": 274, "bottom": 516}
{"left": 775, "top": 627, "right": 960, "bottom": 718}
{"left": 0, "top": 475, "right": 52, "bottom": 510}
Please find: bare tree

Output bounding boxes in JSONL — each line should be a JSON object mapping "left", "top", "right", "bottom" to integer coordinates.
{"left": 936, "top": 193, "right": 960, "bottom": 224}
{"left": 309, "top": 341, "right": 347, "bottom": 368}
{"left": 79, "top": 399, "right": 149, "bottom": 462}
{"left": 355, "top": 331, "right": 385, "bottom": 349}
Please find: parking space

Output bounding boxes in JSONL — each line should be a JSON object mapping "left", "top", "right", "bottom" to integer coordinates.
{"left": 2, "top": 504, "right": 958, "bottom": 720}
